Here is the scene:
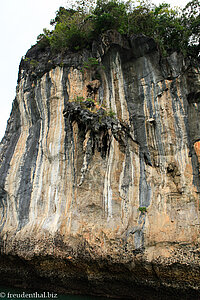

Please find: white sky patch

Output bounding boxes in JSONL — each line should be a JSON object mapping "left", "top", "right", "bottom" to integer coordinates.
{"left": 0, "top": 0, "right": 191, "bottom": 141}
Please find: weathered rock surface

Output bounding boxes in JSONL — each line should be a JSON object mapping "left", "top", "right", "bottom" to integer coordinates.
{"left": 0, "top": 31, "right": 200, "bottom": 299}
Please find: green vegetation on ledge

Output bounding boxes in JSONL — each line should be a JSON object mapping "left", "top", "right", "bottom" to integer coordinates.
{"left": 139, "top": 206, "right": 147, "bottom": 213}
{"left": 69, "top": 96, "right": 116, "bottom": 118}
{"left": 37, "top": 0, "right": 199, "bottom": 57}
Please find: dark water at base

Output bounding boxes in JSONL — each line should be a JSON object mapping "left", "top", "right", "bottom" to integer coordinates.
{"left": 0, "top": 287, "right": 111, "bottom": 300}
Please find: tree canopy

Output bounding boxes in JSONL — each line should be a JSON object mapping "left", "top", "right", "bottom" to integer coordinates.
{"left": 37, "top": 0, "right": 200, "bottom": 57}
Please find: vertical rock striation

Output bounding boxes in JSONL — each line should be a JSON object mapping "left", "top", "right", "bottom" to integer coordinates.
{"left": 0, "top": 31, "right": 200, "bottom": 298}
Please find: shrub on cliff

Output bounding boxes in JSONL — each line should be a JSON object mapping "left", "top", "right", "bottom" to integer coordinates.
{"left": 92, "top": 0, "right": 128, "bottom": 34}
{"left": 37, "top": 0, "right": 199, "bottom": 57}
{"left": 37, "top": 8, "right": 91, "bottom": 51}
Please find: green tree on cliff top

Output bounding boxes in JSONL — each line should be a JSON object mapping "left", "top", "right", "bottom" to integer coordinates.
{"left": 37, "top": 0, "right": 200, "bottom": 57}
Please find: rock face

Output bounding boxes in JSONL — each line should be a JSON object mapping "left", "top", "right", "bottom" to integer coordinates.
{"left": 0, "top": 31, "right": 200, "bottom": 299}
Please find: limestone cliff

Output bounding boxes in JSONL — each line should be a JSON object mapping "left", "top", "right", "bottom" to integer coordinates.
{"left": 0, "top": 31, "right": 200, "bottom": 299}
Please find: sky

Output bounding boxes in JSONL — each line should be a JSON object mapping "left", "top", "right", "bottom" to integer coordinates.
{"left": 0, "top": 0, "right": 190, "bottom": 141}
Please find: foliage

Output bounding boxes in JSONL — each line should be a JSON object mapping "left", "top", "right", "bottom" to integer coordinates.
{"left": 38, "top": 7, "right": 92, "bottom": 52}
{"left": 70, "top": 96, "right": 97, "bottom": 109}
{"left": 182, "top": 0, "right": 200, "bottom": 56}
{"left": 37, "top": 0, "right": 200, "bottom": 57}
{"left": 81, "top": 57, "right": 100, "bottom": 73}
{"left": 24, "top": 58, "right": 39, "bottom": 68}
{"left": 81, "top": 57, "right": 105, "bottom": 77}
{"left": 149, "top": 3, "right": 185, "bottom": 55}
{"left": 139, "top": 206, "right": 147, "bottom": 213}
{"left": 73, "top": 96, "right": 85, "bottom": 103}
{"left": 83, "top": 57, "right": 99, "bottom": 69}
{"left": 73, "top": 96, "right": 95, "bottom": 104}
{"left": 85, "top": 97, "right": 95, "bottom": 103}
{"left": 107, "top": 109, "right": 116, "bottom": 118}
{"left": 49, "top": 11, "right": 88, "bottom": 51}
{"left": 69, "top": 96, "right": 117, "bottom": 118}
{"left": 92, "top": 0, "right": 128, "bottom": 34}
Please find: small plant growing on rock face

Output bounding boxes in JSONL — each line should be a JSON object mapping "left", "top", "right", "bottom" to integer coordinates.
{"left": 84, "top": 98, "right": 95, "bottom": 108}
{"left": 107, "top": 109, "right": 116, "bottom": 118}
{"left": 69, "top": 95, "right": 118, "bottom": 119}
{"left": 139, "top": 206, "right": 147, "bottom": 213}
{"left": 81, "top": 57, "right": 105, "bottom": 76}
{"left": 86, "top": 97, "right": 95, "bottom": 103}
{"left": 30, "top": 59, "right": 39, "bottom": 68}
{"left": 83, "top": 57, "right": 99, "bottom": 70}
{"left": 24, "top": 57, "right": 39, "bottom": 68}
{"left": 75, "top": 96, "right": 85, "bottom": 103}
